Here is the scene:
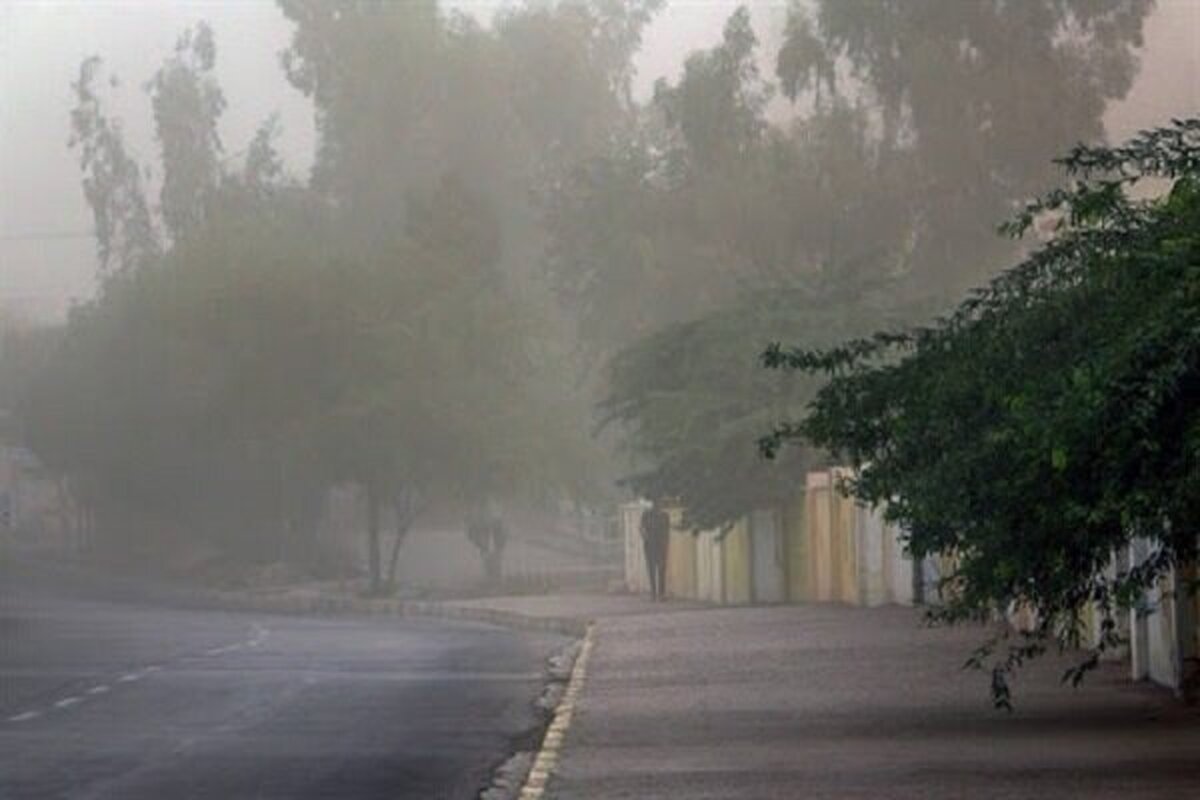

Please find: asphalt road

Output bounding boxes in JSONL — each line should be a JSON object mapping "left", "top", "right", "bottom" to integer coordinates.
{"left": 0, "top": 564, "right": 564, "bottom": 799}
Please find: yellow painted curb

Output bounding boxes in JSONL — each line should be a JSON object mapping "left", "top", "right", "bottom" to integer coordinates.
{"left": 517, "top": 623, "right": 595, "bottom": 799}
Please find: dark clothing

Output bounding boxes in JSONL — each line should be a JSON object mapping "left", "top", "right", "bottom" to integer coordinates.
{"left": 468, "top": 516, "right": 506, "bottom": 583}
{"left": 640, "top": 507, "right": 670, "bottom": 600}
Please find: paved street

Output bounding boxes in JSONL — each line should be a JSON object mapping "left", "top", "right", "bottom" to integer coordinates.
{"left": 0, "top": 566, "right": 564, "bottom": 799}
{"left": 546, "top": 604, "right": 1200, "bottom": 800}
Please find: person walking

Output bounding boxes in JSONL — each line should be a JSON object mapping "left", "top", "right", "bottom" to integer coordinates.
{"left": 640, "top": 499, "right": 671, "bottom": 601}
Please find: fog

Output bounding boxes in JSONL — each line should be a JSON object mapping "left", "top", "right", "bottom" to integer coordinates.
{"left": 3, "top": 2, "right": 1200, "bottom": 798}
{"left": 0, "top": 0, "right": 1195, "bottom": 580}
{"left": 4, "top": 1, "right": 1194, "bottom": 322}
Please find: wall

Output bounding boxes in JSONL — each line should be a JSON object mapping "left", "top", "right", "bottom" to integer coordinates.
{"left": 695, "top": 529, "right": 725, "bottom": 604}
{"left": 621, "top": 501, "right": 651, "bottom": 594}
{"left": 666, "top": 524, "right": 697, "bottom": 600}
{"left": 1129, "top": 539, "right": 1198, "bottom": 692}
{"left": 621, "top": 473, "right": 918, "bottom": 611}
{"left": 782, "top": 489, "right": 807, "bottom": 602}
{"left": 805, "top": 471, "right": 834, "bottom": 602}
{"left": 722, "top": 518, "right": 752, "bottom": 605}
{"left": 749, "top": 508, "right": 786, "bottom": 603}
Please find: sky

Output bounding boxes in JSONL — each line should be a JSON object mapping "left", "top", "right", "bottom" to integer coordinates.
{"left": 1, "top": 0, "right": 1197, "bottom": 322}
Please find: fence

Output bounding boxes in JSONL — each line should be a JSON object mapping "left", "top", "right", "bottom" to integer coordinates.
{"left": 620, "top": 467, "right": 918, "bottom": 608}
{"left": 622, "top": 472, "right": 1200, "bottom": 695}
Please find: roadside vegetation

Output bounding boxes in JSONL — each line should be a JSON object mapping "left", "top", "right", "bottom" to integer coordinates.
{"left": 2, "top": 1, "right": 1191, "bottom": 701}
{"left": 763, "top": 120, "right": 1200, "bottom": 705}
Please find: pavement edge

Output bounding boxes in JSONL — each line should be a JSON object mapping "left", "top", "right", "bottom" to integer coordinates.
{"left": 179, "top": 588, "right": 589, "bottom": 638}
{"left": 517, "top": 621, "right": 594, "bottom": 800}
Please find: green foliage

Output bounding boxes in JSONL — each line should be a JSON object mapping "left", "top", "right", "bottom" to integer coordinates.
{"left": 779, "top": 0, "right": 1152, "bottom": 297}
{"left": 600, "top": 283, "right": 905, "bottom": 530}
{"left": 28, "top": 0, "right": 1165, "bottom": 603}
{"left": 147, "top": 22, "right": 226, "bottom": 241}
{"left": 653, "top": 6, "right": 769, "bottom": 170}
{"left": 576, "top": 1, "right": 1150, "bottom": 536}
{"left": 69, "top": 58, "right": 159, "bottom": 274}
{"left": 764, "top": 119, "right": 1200, "bottom": 704}
{"left": 0, "top": 321, "right": 60, "bottom": 448}
{"left": 27, "top": 11, "right": 627, "bottom": 581}
{"left": 275, "top": 0, "right": 663, "bottom": 512}
{"left": 548, "top": 0, "right": 1151, "bottom": 364}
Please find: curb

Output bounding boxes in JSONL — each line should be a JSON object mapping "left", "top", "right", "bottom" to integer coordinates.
{"left": 518, "top": 622, "right": 595, "bottom": 799}
{"left": 9, "top": 555, "right": 591, "bottom": 637}
{"left": 176, "top": 588, "right": 590, "bottom": 638}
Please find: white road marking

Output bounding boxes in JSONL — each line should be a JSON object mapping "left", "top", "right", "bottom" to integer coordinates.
{"left": 6, "top": 622, "right": 275, "bottom": 726}
{"left": 248, "top": 623, "right": 270, "bottom": 648}
{"left": 10, "top": 621, "right": 277, "bottom": 729}
{"left": 205, "top": 624, "right": 269, "bottom": 655}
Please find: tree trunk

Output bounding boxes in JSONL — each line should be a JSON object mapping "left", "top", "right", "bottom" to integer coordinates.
{"left": 385, "top": 487, "right": 423, "bottom": 591}
{"left": 384, "top": 523, "right": 408, "bottom": 591}
{"left": 366, "top": 487, "right": 381, "bottom": 595}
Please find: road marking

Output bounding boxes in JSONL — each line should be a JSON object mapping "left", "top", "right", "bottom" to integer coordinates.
{"left": 518, "top": 624, "right": 595, "bottom": 800}
{"left": 248, "top": 622, "right": 269, "bottom": 647}
{"left": 205, "top": 623, "right": 269, "bottom": 656}
{"left": 4, "top": 623, "right": 273, "bottom": 727}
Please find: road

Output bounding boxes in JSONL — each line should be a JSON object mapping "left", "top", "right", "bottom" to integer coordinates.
{"left": 0, "top": 563, "right": 564, "bottom": 799}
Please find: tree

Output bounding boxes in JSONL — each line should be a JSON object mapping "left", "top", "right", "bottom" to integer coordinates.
{"left": 652, "top": 6, "right": 769, "bottom": 171}
{"left": 277, "top": 0, "right": 657, "bottom": 583}
{"left": 762, "top": 119, "right": 1200, "bottom": 706}
{"left": 21, "top": 184, "right": 344, "bottom": 563}
{"left": 548, "top": 0, "right": 1153, "bottom": 367}
{"left": 69, "top": 58, "right": 159, "bottom": 275}
{"left": 547, "top": 14, "right": 915, "bottom": 363}
{"left": 146, "top": 21, "right": 226, "bottom": 241}
{"left": 600, "top": 280, "right": 904, "bottom": 530}
{"left": 26, "top": 14, "right": 615, "bottom": 587}
{"left": 277, "top": 0, "right": 659, "bottom": 252}
{"left": 776, "top": 0, "right": 1153, "bottom": 299}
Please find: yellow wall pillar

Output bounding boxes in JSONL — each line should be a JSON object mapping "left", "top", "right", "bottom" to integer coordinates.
{"left": 783, "top": 489, "right": 808, "bottom": 602}
{"left": 805, "top": 472, "right": 833, "bottom": 601}
{"left": 830, "top": 467, "right": 859, "bottom": 604}
{"left": 721, "top": 518, "right": 752, "bottom": 604}
{"left": 665, "top": 508, "right": 697, "bottom": 599}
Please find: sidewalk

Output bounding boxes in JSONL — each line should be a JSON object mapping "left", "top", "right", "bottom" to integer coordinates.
{"left": 473, "top": 598, "right": 1200, "bottom": 800}
{"left": 444, "top": 592, "right": 702, "bottom": 620}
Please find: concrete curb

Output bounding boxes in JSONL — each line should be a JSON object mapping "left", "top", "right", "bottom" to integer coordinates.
{"left": 195, "top": 588, "right": 597, "bottom": 800}
{"left": 174, "top": 587, "right": 590, "bottom": 638}
{"left": 10, "top": 555, "right": 592, "bottom": 637}
{"left": 518, "top": 622, "right": 595, "bottom": 799}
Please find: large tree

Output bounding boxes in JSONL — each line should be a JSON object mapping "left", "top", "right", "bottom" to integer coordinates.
{"left": 547, "top": 1, "right": 1153, "bottom": 365}
{"left": 763, "top": 119, "right": 1200, "bottom": 705}
{"left": 777, "top": 0, "right": 1152, "bottom": 299}
{"left": 600, "top": 282, "right": 903, "bottom": 530}
{"left": 23, "top": 14, "right": 609, "bottom": 588}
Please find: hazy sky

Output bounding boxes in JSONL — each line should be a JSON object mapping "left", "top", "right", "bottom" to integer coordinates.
{"left": 2, "top": 0, "right": 1197, "bottom": 321}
